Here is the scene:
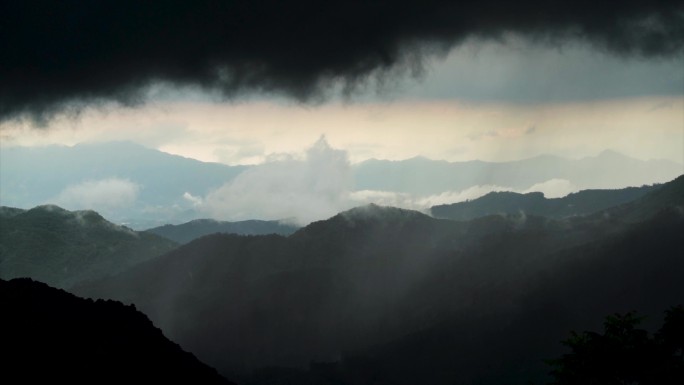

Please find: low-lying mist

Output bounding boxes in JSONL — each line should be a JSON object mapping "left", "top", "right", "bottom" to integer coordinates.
{"left": 1, "top": 139, "right": 680, "bottom": 227}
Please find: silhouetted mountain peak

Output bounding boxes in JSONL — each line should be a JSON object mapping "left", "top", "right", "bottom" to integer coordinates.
{"left": 187, "top": 218, "right": 221, "bottom": 226}
{"left": 20, "top": 205, "right": 134, "bottom": 234}
{"left": 483, "top": 190, "right": 545, "bottom": 200}
{"left": 30, "top": 204, "right": 70, "bottom": 214}
{"left": 1, "top": 205, "right": 177, "bottom": 288}
{"left": 291, "top": 204, "right": 436, "bottom": 244}
{"left": 356, "top": 155, "right": 452, "bottom": 166}
{"left": 339, "top": 204, "right": 430, "bottom": 223}
{"left": 596, "top": 149, "right": 628, "bottom": 159}
{"left": 583, "top": 149, "right": 638, "bottom": 164}
{"left": 406, "top": 155, "right": 440, "bottom": 163}
{"left": 2, "top": 278, "right": 232, "bottom": 384}
{"left": 73, "top": 209, "right": 124, "bottom": 228}
{"left": 517, "top": 153, "right": 564, "bottom": 163}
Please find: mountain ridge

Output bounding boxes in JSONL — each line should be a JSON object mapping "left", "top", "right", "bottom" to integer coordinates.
{"left": 146, "top": 218, "right": 299, "bottom": 244}
{"left": 1, "top": 277, "right": 232, "bottom": 384}
{"left": 0, "top": 204, "right": 178, "bottom": 288}
{"left": 3, "top": 142, "right": 681, "bottom": 227}
{"left": 431, "top": 183, "right": 663, "bottom": 221}
{"left": 73, "top": 175, "right": 684, "bottom": 380}
{"left": 353, "top": 151, "right": 681, "bottom": 194}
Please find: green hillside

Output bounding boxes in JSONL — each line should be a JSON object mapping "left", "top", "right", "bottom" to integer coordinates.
{"left": 0, "top": 205, "right": 177, "bottom": 288}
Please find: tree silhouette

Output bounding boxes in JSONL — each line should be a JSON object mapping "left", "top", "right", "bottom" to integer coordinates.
{"left": 548, "top": 306, "right": 684, "bottom": 384}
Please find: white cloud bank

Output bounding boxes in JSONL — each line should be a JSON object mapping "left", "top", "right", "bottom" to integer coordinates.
{"left": 53, "top": 178, "right": 140, "bottom": 211}
{"left": 200, "top": 138, "right": 581, "bottom": 225}
{"left": 522, "top": 179, "right": 578, "bottom": 199}
{"left": 202, "top": 136, "right": 354, "bottom": 225}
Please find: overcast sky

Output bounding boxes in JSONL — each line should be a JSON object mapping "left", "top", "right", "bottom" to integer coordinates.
{"left": 2, "top": 37, "right": 682, "bottom": 165}
{"left": 1, "top": 1, "right": 683, "bottom": 223}
{"left": 0, "top": 2, "right": 682, "bottom": 165}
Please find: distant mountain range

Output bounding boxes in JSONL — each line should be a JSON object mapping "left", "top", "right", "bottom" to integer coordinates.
{"left": 431, "top": 184, "right": 661, "bottom": 220}
{"left": 1, "top": 278, "right": 232, "bottom": 384}
{"left": 353, "top": 151, "right": 682, "bottom": 194}
{"left": 73, "top": 175, "right": 684, "bottom": 383}
{"left": 0, "top": 204, "right": 177, "bottom": 288}
{"left": 2, "top": 142, "right": 681, "bottom": 227}
{"left": 146, "top": 218, "right": 299, "bottom": 244}
{"left": 0, "top": 141, "right": 247, "bottom": 227}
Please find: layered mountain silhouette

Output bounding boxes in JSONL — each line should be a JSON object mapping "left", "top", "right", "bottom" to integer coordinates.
{"left": 354, "top": 151, "right": 681, "bottom": 194}
{"left": 431, "top": 184, "right": 660, "bottom": 221}
{"left": 2, "top": 142, "right": 681, "bottom": 228}
{"left": 321, "top": 205, "right": 684, "bottom": 385}
{"left": 0, "top": 204, "right": 177, "bottom": 288}
{"left": 0, "top": 278, "right": 232, "bottom": 384}
{"left": 74, "top": 175, "right": 684, "bottom": 383}
{"left": 146, "top": 218, "right": 299, "bottom": 244}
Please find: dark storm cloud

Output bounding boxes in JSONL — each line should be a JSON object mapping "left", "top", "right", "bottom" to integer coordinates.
{"left": 1, "top": 0, "right": 683, "bottom": 124}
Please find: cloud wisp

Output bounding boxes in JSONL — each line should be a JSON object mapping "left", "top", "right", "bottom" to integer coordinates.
{"left": 52, "top": 178, "right": 140, "bottom": 212}
{"left": 2, "top": 1, "right": 683, "bottom": 124}
{"left": 359, "top": 179, "right": 579, "bottom": 212}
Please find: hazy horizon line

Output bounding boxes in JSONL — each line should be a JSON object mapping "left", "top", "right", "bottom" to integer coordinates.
{"left": 2, "top": 138, "right": 681, "bottom": 166}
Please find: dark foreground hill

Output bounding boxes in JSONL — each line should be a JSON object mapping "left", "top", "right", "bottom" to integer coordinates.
{"left": 431, "top": 183, "right": 660, "bottom": 221}
{"left": 320, "top": 207, "right": 684, "bottom": 385}
{"left": 0, "top": 205, "right": 177, "bottom": 288}
{"left": 146, "top": 218, "right": 299, "bottom": 244}
{"left": 74, "top": 175, "right": 684, "bottom": 384}
{"left": 0, "top": 278, "right": 232, "bottom": 384}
